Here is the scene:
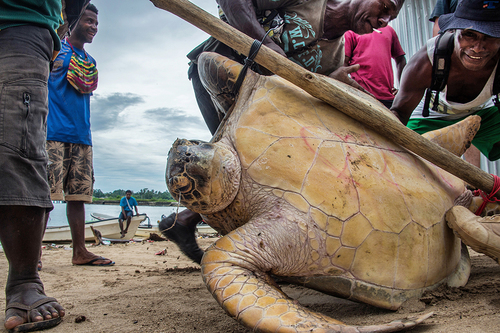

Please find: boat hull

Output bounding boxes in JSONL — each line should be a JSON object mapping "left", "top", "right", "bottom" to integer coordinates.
{"left": 43, "top": 214, "right": 147, "bottom": 242}
{"left": 135, "top": 226, "right": 161, "bottom": 238}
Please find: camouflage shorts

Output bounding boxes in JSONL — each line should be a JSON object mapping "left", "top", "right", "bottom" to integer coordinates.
{"left": 46, "top": 141, "right": 94, "bottom": 203}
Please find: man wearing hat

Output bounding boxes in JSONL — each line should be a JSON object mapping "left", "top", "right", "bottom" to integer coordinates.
{"left": 391, "top": 0, "right": 500, "bottom": 263}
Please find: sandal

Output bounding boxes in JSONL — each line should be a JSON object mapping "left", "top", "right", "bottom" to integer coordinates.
{"left": 6, "top": 297, "right": 62, "bottom": 332}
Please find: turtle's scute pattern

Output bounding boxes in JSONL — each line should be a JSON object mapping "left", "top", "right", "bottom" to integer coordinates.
{"left": 166, "top": 52, "right": 469, "bottom": 332}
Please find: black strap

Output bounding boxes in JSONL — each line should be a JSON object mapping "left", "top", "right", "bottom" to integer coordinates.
{"left": 423, "top": 31, "right": 455, "bottom": 117}
{"left": 231, "top": 29, "right": 273, "bottom": 97}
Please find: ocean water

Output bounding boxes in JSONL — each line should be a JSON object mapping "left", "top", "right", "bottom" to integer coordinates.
{"left": 47, "top": 202, "right": 186, "bottom": 227}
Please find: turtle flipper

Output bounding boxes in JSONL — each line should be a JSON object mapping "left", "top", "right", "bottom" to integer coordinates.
{"left": 446, "top": 205, "right": 500, "bottom": 264}
{"left": 202, "top": 230, "right": 431, "bottom": 332}
{"left": 198, "top": 52, "right": 258, "bottom": 119}
{"left": 422, "top": 115, "right": 481, "bottom": 157}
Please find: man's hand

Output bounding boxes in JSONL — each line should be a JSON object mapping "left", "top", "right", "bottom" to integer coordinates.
{"left": 328, "top": 65, "right": 368, "bottom": 94}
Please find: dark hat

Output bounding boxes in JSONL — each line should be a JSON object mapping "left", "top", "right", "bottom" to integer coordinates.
{"left": 438, "top": 0, "right": 500, "bottom": 38}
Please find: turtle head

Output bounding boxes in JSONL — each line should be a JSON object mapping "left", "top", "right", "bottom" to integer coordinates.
{"left": 166, "top": 138, "right": 241, "bottom": 214}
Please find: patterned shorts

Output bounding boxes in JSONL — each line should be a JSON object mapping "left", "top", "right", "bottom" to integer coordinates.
{"left": 46, "top": 141, "right": 94, "bottom": 203}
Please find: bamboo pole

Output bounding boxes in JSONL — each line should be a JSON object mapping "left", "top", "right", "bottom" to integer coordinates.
{"left": 151, "top": 0, "right": 497, "bottom": 196}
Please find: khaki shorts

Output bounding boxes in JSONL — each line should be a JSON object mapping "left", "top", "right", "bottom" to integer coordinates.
{"left": 46, "top": 141, "right": 94, "bottom": 203}
{"left": 0, "top": 26, "right": 53, "bottom": 209}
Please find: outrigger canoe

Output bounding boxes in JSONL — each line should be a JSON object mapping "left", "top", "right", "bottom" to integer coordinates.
{"left": 43, "top": 214, "right": 148, "bottom": 242}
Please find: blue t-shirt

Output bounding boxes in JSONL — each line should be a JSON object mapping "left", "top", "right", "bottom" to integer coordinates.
{"left": 47, "top": 38, "right": 95, "bottom": 145}
{"left": 120, "top": 196, "right": 138, "bottom": 212}
{"left": 429, "top": 0, "right": 458, "bottom": 21}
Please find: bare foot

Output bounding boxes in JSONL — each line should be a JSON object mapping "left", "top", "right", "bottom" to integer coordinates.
{"left": 4, "top": 282, "right": 64, "bottom": 331}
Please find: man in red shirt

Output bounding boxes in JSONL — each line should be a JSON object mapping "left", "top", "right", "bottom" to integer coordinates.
{"left": 344, "top": 25, "right": 406, "bottom": 108}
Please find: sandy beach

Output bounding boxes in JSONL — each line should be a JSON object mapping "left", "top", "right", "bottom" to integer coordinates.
{"left": 1, "top": 236, "right": 500, "bottom": 333}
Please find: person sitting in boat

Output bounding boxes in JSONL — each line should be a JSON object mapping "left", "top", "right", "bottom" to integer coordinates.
{"left": 119, "top": 190, "right": 140, "bottom": 238}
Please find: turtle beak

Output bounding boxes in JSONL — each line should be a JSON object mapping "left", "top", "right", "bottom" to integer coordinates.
{"left": 167, "top": 175, "right": 192, "bottom": 196}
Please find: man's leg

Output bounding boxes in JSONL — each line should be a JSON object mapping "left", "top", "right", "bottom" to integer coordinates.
{"left": 189, "top": 63, "right": 221, "bottom": 135}
{"left": 159, "top": 209, "right": 204, "bottom": 264}
{"left": 0, "top": 206, "right": 65, "bottom": 330}
{"left": 66, "top": 201, "right": 113, "bottom": 265}
{"left": 0, "top": 25, "right": 64, "bottom": 330}
{"left": 118, "top": 212, "right": 125, "bottom": 237}
{"left": 124, "top": 212, "right": 132, "bottom": 235}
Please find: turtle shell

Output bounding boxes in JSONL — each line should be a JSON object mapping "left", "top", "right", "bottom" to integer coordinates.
{"left": 198, "top": 52, "right": 467, "bottom": 308}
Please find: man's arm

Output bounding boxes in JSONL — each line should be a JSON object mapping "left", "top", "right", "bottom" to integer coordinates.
{"left": 134, "top": 199, "right": 139, "bottom": 215}
{"left": 394, "top": 55, "right": 406, "bottom": 82}
{"left": 390, "top": 47, "right": 432, "bottom": 125}
{"left": 217, "top": 0, "right": 286, "bottom": 56}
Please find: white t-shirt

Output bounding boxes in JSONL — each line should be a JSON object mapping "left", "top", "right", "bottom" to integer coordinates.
{"left": 410, "top": 35, "right": 497, "bottom": 120}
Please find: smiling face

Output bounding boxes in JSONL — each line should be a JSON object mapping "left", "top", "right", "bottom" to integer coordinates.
{"left": 351, "top": 0, "right": 402, "bottom": 35}
{"left": 455, "top": 29, "right": 500, "bottom": 72}
{"left": 72, "top": 9, "right": 98, "bottom": 45}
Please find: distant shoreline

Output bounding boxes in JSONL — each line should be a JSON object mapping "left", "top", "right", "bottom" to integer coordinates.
{"left": 87, "top": 201, "right": 181, "bottom": 207}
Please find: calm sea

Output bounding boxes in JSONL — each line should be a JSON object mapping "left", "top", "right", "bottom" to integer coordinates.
{"left": 47, "top": 202, "right": 186, "bottom": 227}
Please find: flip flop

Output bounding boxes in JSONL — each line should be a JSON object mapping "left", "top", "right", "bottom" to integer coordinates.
{"left": 76, "top": 257, "right": 115, "bottom": 266}
{"left": 6, "top": 297, "right": 62, "bottom": 332}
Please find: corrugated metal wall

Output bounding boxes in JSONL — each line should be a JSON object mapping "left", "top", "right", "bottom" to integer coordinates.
{"left": 391, "top": 0, "right": 436, "bottom": 59}
{"left": 390, "top": 0, "right": 500, "bottom": 175}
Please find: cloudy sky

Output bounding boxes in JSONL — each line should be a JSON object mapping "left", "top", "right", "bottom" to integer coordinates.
{"left": 81, "top": 0, "right": 217, "bottom": 193}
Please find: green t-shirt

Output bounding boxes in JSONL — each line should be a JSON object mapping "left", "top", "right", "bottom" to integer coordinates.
{"left": 0, "top": 0, "right": 63, "bottom": 50}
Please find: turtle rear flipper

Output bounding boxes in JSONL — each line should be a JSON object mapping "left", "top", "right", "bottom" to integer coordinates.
{"left": 422, "top": 115, "right": 481, "bottom": 157}
{"left": 446, "top": 205, "right": 500, "bottom": 264}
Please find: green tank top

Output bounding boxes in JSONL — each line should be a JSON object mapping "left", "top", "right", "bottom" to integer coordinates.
{"left": 0, "top": 0, "right": 63, "bottom": 50}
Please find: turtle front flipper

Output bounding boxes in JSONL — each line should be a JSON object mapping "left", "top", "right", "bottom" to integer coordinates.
{"left": 422, "top": 115, "right": 481, "bottom": 157}
{"left": 202, "top": 228, "right": 432, "bottom": 332}
{"left": 198, "top": 52, "right": 258, "bottom": 119}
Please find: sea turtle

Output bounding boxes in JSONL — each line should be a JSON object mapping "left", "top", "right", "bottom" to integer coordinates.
{"left": 165, "top": 52, "right": 482, "bottom": 332}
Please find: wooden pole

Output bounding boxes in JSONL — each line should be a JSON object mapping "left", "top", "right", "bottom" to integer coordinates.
{"left": 151, "top": 0, "right": 497, "bottom": 196}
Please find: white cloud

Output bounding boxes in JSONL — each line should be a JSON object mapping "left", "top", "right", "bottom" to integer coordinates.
{"left": 83, "top": 0, "right": 216, "bottom": 192}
